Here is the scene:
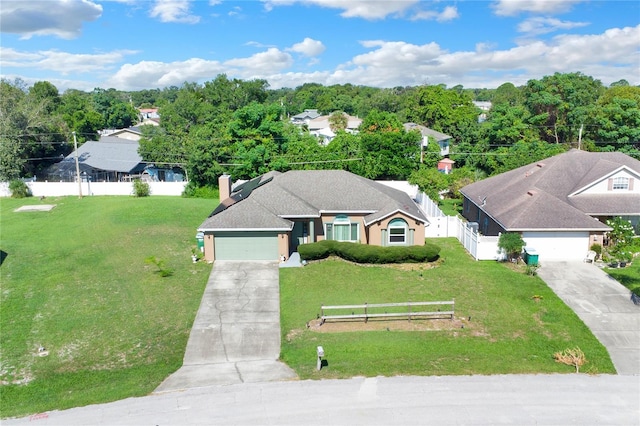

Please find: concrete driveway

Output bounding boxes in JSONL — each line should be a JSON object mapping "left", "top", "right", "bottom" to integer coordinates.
{"left": 155, "top": 261, "right": 296, "bottom": 392}
{"left": 537, "top": 261, "right": 640, "bottom": 375}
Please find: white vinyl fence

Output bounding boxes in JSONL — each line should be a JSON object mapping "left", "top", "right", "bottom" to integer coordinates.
{"left": 416, "top": 191, "right": 503, "bottom": 261}
{"left": 0, "top": 181, "right": 187, "bottom": 197}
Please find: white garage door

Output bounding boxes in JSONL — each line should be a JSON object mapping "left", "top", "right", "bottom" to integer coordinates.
{"left": 214, "top": 231, "right": 279, "bottom": 261}
{"left": 522, "top": 232, "right": 589, "bottom": 261}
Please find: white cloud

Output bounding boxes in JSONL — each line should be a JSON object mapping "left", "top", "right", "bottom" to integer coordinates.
{"left": 492, "top": 0, "right": 584, "bottom": 17}
{"left": 0, "top": 47, "right": 138, "bottom": 75}
{"left": 262, "top": 0, "right": 419, "bottom": 20}
{"left": 224, "top": 48, "right": 294, "bottom": 75}
{"left": 412, "top": 5, "right": 459, "bottom": 22}
{"left": 107, "top": 58, "right": 226, "bottom": 90}
{"left": 288, "top": 38, "right": 326, "bottom": 57}
{"left": 149, "top": 0, "right": 200, "bottom": 24}
{"left": 0, "top": 0, "right": 102, "bottom": 39}
{"left": 518, "top": 17, "right": 589, "bottom": 37}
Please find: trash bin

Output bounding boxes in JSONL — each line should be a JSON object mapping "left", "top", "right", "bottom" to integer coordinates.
{"left": 523, "top": 247, "right": 538, "bottom": 266}
{"left": 196, "top": 232, "right": 204, "bottom": 253}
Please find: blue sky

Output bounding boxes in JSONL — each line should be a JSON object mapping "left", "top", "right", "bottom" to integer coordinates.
{"left": 1, "top": 0, "right": 639, "bottom": 92}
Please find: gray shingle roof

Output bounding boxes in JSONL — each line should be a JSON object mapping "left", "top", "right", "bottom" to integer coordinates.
{"left": 51, "top": 137, "right": 143, "bottom": 175}
{"left": 403, "top": 123, "right": 451, "bottom": 142}
{"left": 460, "top": 149, "right": 640, "bottom": 231}
{"left": 199, "top": 170, "right": 427, "bottom": 231}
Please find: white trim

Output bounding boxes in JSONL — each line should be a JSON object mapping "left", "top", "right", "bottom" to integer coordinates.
{"left": 364, "top": 208, "right": 427, "bottom": 226}
{"left": 198, "top": 226, "right": 292, "bottom": 232}
{"left": 569, "top": 165, "right": 638, "bottom": 196}
{"left": 387, "top": 218, "right": 408, "bottom": 245}
{"left": 320, "top": 210, "right": 376, "bottom": 214}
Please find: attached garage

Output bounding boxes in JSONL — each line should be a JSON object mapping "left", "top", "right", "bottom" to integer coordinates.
{"left": 522, "top": 231, "right": 590, "bottom": 261}
{"left": 213, "top": 231, "right": 279, "bottom": 261}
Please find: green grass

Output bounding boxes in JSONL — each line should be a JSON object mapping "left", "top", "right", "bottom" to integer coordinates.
{"left": 439, "top": 198, "right": 463, "bottom": 216}
{"left": 0, "top": 196, "right": 214, "bottom": 419}
{"left": 279, "top": 239, "right": 615, "bottom": 379}
{"left": 604, "top": 261, "right": 640, "bottom": 297}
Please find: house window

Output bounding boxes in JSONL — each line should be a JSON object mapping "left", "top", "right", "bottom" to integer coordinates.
{"left": 612, "top": 177, "right": 629, "bottom": 190}
{"left": 325, "top": 215, "right": 359, "bottom": 242}
{"left": 388, "top": 218, "right": 408, "bottom": 244}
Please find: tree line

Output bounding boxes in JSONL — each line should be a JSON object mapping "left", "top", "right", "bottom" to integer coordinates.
{"left": 1, "top": 73, "right": 638, "bottom": 198}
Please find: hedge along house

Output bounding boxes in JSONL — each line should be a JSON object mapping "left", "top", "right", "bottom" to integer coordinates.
{"left": 459, "top": 149, "right": 640, "bottom": 262}
{"left": 198, "top": 170, "right": 429, "bottom": 262}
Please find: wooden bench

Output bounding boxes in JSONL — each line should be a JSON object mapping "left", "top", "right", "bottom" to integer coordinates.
{"left": 320, "top": 300, "right": 454, "bottom": 325}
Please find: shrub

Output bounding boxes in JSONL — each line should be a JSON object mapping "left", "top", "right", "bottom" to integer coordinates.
{"left": 133, "top": 179, "right": 151, "bottom": 197}
{"left": 297, "top": 240, "right": 440, "bottom": 264}
{"left": 9, "top": 180, "right": 31, "bottom": 198}
{"left": 182, "top": 182, "right": 219, "bottom": 199}
{"left": 589, "top": 243, "right": 602, "bottom": 260}
{"left": 498, "top": 232, "right": 525, "bottom": 262}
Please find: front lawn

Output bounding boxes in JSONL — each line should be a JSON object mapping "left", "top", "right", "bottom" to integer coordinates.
{"left": 0, "top": 196, "right": 214, "bottom": 419}
{"left": 605, "top": 261, "right": 640, "bottom": 297}
{"left": 279, "top": 238, "right": 615, "bottom": 379}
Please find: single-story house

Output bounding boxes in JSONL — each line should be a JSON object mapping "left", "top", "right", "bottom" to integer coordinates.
{"left": 101, "top": 127, "right": 142, "bottom": 141}
{"left": 198, "top": 170, "right": 429, "bottom": 261}
{"left": 460, "top": 149, "right": 640, "bottom": 261}
{"left": 46, "top": 137, "right": 184, "bottom": 182}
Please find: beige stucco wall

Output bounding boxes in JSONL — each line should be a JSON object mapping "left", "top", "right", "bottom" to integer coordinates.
{"left": 317, "top": 214, "right": 368, "bottom": 243}
{"left": 315, "top": 213, "right": 425, "bottom": 246}
{"left": 278, "top": 232, "right": 289, "bottom": 260}
{"left": 368, "top": 213, "right": 426, "bottom": 246}
{"left": 204, "top": 233, "right": 215, "bottom": 262}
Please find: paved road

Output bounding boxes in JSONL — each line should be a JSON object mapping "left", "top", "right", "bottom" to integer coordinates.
{"left": 537, "top": 261, "right": 640, "bottom": 375}
{"left": 155, "top": 261, "right": 296, "bottom": 392}
{"left": 5, "top": 374, "right": 639, "bottom": 425}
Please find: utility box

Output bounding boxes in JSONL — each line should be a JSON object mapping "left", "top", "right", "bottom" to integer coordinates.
{"left": 196, "top": 232, "right": 205, "bottom": 252}
{"left": 523, "top": 247, "right": 539, "bottom": 266}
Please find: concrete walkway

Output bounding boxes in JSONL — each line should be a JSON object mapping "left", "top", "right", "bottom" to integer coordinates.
{"left": 537, "top": 261, "right": 640, "bottom": 375}
{"left": 155, "top": 261, "right": 297, "bottom": 392}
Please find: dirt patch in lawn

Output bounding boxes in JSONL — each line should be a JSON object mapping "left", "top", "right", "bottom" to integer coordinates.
{"left": 301, "top": 316, "right": 483, "bottom": 334}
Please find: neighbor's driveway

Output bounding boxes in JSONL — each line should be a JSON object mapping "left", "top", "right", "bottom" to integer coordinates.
{"left": 537, "top": 261, "right": 640, "bottom": 375}
{"left": 155, "top": 261, "right": 296, "bottom": 392}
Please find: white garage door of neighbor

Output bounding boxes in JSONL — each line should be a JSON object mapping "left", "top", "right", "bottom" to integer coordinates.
{"left": 214, "top": 231, "right": 279, "bottom": 261}
{"left": 522, "top": 232, "right": 590, "bottom": 261}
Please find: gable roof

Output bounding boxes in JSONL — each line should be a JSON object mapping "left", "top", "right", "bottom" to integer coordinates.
{"left": 403, "top": 123, "right": 452, "bottom": 142}
{"left": 49, "top": 137, "right": 144, "bottom": 176}
{"left": 459, "top": 149, "right": 640, "bottom": 231}
{"left": 199, "top": 170, "right": 427, "bottom": 232}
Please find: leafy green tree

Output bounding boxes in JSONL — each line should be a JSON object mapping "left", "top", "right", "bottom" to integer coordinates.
{"left": 59, "top": 89, "right": 103, "bottom": 142}
{"left": 523, "top": 72, "right": 603, "bottom": 145}
{"left": 404, "top": 85, "right": 479, "bottom": 141}
{"left": 587, "top": 86, "right": 640, "bottom": 154}
{"left": 0, "top": 79, "right": 66, "bottom": 179}
{"left": 408, "top": 167, "right": 450, "bottom": 202}
{"left": 492, "top": 82, "right": 522, "bottom": 107}
{"left": 328, "top": 111, "right": 348, "bottom": 133}
{"left": 358, "top": 110, "right": 421, "bottom": 179}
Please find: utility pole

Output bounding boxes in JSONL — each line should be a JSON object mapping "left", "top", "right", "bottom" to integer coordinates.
{"left": 73, "top": 131, "right": 83, "bottom": 198}
{"left": 578, "top": 124, "right": 583, "bottom": 150}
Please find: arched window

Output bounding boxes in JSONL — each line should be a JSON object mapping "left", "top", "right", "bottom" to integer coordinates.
{"left": 325, "top": 215, "right": 359, "bottom": 242}
{"left": 388, "top": 218, "right": 408, "bottom": 244}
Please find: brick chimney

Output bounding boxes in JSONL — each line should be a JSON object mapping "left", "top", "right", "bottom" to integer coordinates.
{"left": 219, "top": 174, "right": 231, "bottom": 202}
